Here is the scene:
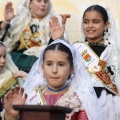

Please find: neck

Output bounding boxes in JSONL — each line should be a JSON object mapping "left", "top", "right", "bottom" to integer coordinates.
{"left": 32, "top": 15, "right": 43, "bottom": 21}
{"left": 87, "top": 38, "right": 104, "bottom": 44}
{"left": 47, "top": 84, "right": 68, "bottom": 95}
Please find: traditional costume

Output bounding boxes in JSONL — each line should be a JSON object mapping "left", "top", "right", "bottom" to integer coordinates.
{"left": 74, "top": 8, "right": 120, "bottom": 120}
{"left": 0, "top": 0, "right": 67, "bottom": 72}
{"left": 22, "top": 39, "right": 107, "bottom": 120}
{"left": 0, "top": 53, "right": 24, "bottom": 98}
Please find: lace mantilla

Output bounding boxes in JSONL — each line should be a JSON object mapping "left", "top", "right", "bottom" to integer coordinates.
{"left": 55, "top": 87, "right": 83, "bottom": 120}
{"left": 2, "top": 0, "right": 61, "bottom": 53}
{"left": 23, "top": 39, "right": 107, "bottom": 120}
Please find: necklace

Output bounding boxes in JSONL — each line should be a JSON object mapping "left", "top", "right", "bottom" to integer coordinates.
{"left": 47, "top": 84, "right": 68, "bottom": 95}
{"left": 32, "top": 15, "right": 43, "bottom": 21}
{"left": 88, "top": 38, "right": 104, "bottom": 45}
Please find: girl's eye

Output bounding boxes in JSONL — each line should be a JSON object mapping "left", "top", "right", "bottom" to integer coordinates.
{"left": 59, "top": 64, "right": 64, "bottom": 67}
{"left": 44, "top": 0, "right": 49, "bottom": 3}
{"left": 83, "top": 21, "right": 89, "bottom": 24}
{"left": 46, "top": 63, "right": 52, "bottom": 66}
{"left": 93, "top": 20, "right": 100, "bottom": 24}
{"left": 37, "top": 0, "right": 48, "bottom": 3}
{"left": 37, "top": 0, "right": 41, "bottom": 2}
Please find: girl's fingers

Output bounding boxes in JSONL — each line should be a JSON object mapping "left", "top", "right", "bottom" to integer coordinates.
{"left": 24, "top": 94, "right": 28, "bottom": 99}
{"left": 55, "top": 17, "right": 60, "bottom": 26}
{"left": 10, "top": 87, "right": 15, "bottom": 95}
{"left": 19, "top": 87, "right": 24, "bottom": 96}
{"left": 51, "top": 17, "right": 55, "bottom": 26}
{"left": 4, "top": 92, "right": 10, "bottom": 103}
{"left": 50, "top": 17, "right": 54, "bottom": 28}
{"left": 15, "top": 85, "right": 20, "bottom": 94}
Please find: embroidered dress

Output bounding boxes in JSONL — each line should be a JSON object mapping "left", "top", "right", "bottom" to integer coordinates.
{"left": 23, "top": 40, "right": 107, "bottom": 120}
{"left": 0, "top": 53, "right": 23, "bottom": 98}
{"left": 75, "top": 7, "right": 120, "bottom": 120}
{"left": 74, "top": 42, "right": 118, "bottom": 97}
{"left": 25, "top": 85, "right": 88, "bottom": 120}
{"left": 0, "top": 67, "right": 16, "bottom": 98}
{"left": 0, "top": 0, "right": 67, "bottom": 72}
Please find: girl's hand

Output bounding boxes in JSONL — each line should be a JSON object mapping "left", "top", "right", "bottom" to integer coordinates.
{"left": 13, "top": 71, "right": 28, "bottom": 79}
{"left": 4, "top": 86, "right": 27, "bottom": 120}
{"left": 49, "top": 16, "right": 65, "bottom": 40}
{"left": 4, "top": 2, "right": 15, "bottom": 23}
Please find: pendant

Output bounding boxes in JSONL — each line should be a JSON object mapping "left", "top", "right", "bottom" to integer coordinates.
{"left": 54, "top": 92, "right": 57, "bottom": 95}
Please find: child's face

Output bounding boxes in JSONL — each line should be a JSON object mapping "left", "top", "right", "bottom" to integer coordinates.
{"left": 29, "top": 0, "right": 50, "bottom": 19}
{"left": 42, "top": 50, "right": 73, "bottom": 90}
{"left": 0, "top": 46, "right": 6, "bottom": 72}
{"left": 82, "top": 10, "right": 109, "bottom": 41}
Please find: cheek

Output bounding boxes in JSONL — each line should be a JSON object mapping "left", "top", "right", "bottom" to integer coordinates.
{"left": 63, "top": 67, "right": 71, "bottom": 77}
{"left": 98, "top": 26, "right": 105, "bottom": 35}
{"left": 82, "top": 25, "right": 87, "bottom": 32}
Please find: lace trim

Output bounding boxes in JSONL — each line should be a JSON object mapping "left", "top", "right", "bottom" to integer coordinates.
{"left": 55, "top": 87, "right": 83, "bottom": 120}
{"left": 0, "top": 109, "right": 5, "bottom": 120}
{"left": 40, "top": 85, "right": 83, "bottom": 120}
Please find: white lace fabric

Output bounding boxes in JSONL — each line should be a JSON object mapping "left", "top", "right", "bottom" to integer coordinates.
{"left": 1, "top": 0, "right": 64, "bottom": 55}
{"left": 55, "top": 86, "right": 83, "bottom": 120}
{"left": 80, "top": 7, "right": 120, "bottom": 94}
{"left": 39, "top": 85, "right": 83, "bottom": 120}
{"left": 23, "top": 39, "right": 107, "bottom": 120}
{"left": 79, "top": 6, "right": 120, "bottom": 120}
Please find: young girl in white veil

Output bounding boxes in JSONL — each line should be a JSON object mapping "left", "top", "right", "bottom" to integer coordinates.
{"left": 1, "top": 39, "right": 107, "bottom": 120}
{"left": 0, "top": 0, "right": 67, "bottom": 72}
{"left": 73, "top": 5, "right": 120, "bottom": 120}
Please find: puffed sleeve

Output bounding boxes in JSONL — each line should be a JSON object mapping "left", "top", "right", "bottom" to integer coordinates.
{"left": 77, "top": 110, "right": 88, "bottom": 120}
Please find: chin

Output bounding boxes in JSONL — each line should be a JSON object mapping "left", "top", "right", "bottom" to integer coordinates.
{"left": 38, "top": 12, "right": 47, "bottom": 17}
{"left": 87, "top": 37, "right": 97, "bottom": 40}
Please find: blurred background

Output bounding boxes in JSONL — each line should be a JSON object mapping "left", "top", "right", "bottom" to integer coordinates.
{"left": 0, "top": 0, "right": 120, "bottom": 42}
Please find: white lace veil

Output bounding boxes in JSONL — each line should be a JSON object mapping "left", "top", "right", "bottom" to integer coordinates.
{"left": 105, "top": 8, "right": 120, "bottom": 93}
{"left": 4, "top": 0, "right": 56, "bottom": 52}
{"left": 80, "top": 6, "right": 120, "bottom": 93}
{"left": 23, "top": 39, "right": 107, "bottom": 120}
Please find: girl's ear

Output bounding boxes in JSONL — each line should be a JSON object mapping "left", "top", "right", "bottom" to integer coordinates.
{"left": 70, "top": 66, "right": 74, "bottom": 76}
{"left": 105, "top": 21, "right": 110, "bottom": 30}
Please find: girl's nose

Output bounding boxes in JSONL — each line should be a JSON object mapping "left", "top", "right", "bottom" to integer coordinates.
{"left": 88, "top": 22, "right": 93, "bottom": 28}
{"left": 52, "top": 65, "right": 57, "bottom": 73}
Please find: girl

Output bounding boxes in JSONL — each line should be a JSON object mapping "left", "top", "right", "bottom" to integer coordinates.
{"left": 73, "top": 5, "right": 120, "bottom": 119}
{"left": 74, "top": 5, "right": 120, "bottom": 96}
{"left": 44, "top": 5, "right": 120, "bottom": 119}
{"left": 0, "top": 41, "right": 27, "bottom": 120}
{"left": 0, "top": 42, "right": 18, "bottom": 98}
{"left": 0, "top": 0, "right": 67, "bottom": 72}
{"left": 0, "top": 41, "right": 26, "bottom": 98}
{"left": 1, "top": 40, "right": 106, "bottom": 120}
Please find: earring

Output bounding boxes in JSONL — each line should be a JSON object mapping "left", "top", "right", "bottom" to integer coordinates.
{"left": 103, "top": 28, "right": 110, "bottom": 41}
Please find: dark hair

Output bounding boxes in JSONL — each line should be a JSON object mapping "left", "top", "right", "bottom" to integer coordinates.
{"left": 83, "top": 5, "right": 108, "bottom": 23}
{"left": 43, "top": 43, "right": 73, "bottom": 67}
{"left": 0, "top": 42, "right": 6, "bottom": 48}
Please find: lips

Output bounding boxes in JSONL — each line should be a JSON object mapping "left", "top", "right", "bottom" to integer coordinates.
{"left": 0, "top": 65, "right": 5, "bottom": 68}
{"left": 87, "top": 30, "right": 96, "bottom": 33}
{"left": 50, "top": 77, "right": 59, "bottom": 80}
{"left": 40, "top": 9, "right": 45, "bottom": 11}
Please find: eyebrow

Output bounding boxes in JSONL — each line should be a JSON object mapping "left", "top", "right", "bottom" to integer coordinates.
{"left": 45, "top": 60, "right": 67, "bottom": 63}
{"left": 83, "top": 19, "right": 101, "bottom": 21}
